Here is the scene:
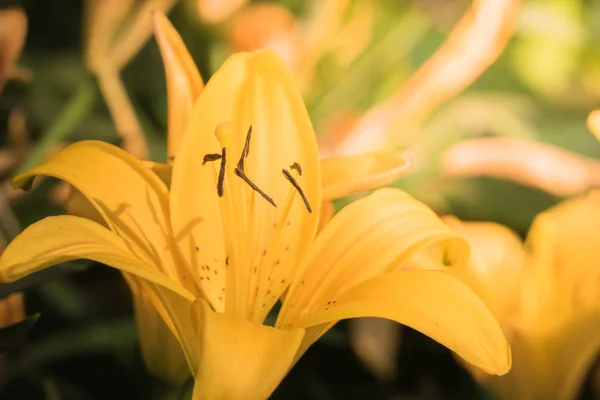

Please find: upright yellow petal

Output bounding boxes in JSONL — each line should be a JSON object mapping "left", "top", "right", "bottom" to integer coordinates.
{"left": 0, "top": 215, "right": 193, "bottom": 301}
{"left": 190, "top": 300, "right": 304, "bottom": 400}
{"left": 153, "top": 12, "right": 204, "bottom": 160}
{"left": 170, "top": 51, "right": 321, "bottom": 317}
{"left": 279, "top": 188, "right": 469, "bottom": 327}
{"left": 292, "top": 269, "right": 511, "bottom": 375}
{"left": 320, "top": 153, "right": 410, "bottom": 201}
{"left": 12, "top": 141, "right": 190, "bottom": 288}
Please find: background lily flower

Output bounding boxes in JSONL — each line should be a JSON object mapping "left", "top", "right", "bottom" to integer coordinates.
{"left": 0, "top": 7, "right": 28, "bottom": 93}
{"left": 84, "top": 0, "right": 177, "bottom": 160}
{"left": 0, "top": 49, "right": 510, "bottom": 398}
{"left": 445, "top": 192, "right": 600, "bottom": 400}
{"left": 223, "top": 0, "right": 520, "bottom": 156}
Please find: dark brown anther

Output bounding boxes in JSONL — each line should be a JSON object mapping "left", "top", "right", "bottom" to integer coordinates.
{"left": 282, "top": 169, "right": 312, "bottom": 213}
{"left": 202, "top": 153, "right": 222, "bottom": 165}
{"left": 217, "top": 147, "right": 226, "bottom": 197}
{"left": 290, "top": 162, "right": 302, "bottom": 176}
{"left": 237, "top": 125, "right": 253, "bottom": 170}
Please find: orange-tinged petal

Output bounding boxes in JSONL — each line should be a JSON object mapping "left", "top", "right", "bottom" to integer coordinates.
{"left": 0, "top": 292, "right": 25, "bottom": 328}
{"left": 442, "top": 137, "right": 600, "bottom": 197}
{"left": 170, "top": 51, "right": 321, "bottom": 317}
{"left": 279, "top": 188, "right": 468, "bottom": 327}
{"left": 0, "top": 7, "right": 27, "bottom": 91}
{"left": 12, "top": 141, "right": 189, "bottom": 288}
{"left": 333, "top": 0, "right": 521, "bottom": 155}
{"left": 191, "top": 299, "right": 304, "bottom": 400}
{"left": 321, "top": 153, "right": 410, "bottom": 201}
{"left": 0, "top": 215, "right": 194, "bottom": 301}
{"left": 293, "top": 269, "right": 511, "bottom": 375}
{"left": 227, "top": 3, "right": 300, "bottom": 70}
{"left": 153, "top": 12, "right": 204, "bottom": 160}
{"left": 194, "top": 0, "right": 249, "bottom": 24}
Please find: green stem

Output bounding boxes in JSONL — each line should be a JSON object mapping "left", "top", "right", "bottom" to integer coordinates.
{"left": 17, "top": 79, "right": 98, "bottom": 174}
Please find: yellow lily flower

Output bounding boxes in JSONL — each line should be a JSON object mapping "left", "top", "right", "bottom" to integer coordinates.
{"left": 1, "top": 47, "right": 509, "bottom": 398}
{"left": 446, "top": 192, "right": 600, "bottom": 400}
{"left": 67, "top": 12, "right": 413, "bottom": 384}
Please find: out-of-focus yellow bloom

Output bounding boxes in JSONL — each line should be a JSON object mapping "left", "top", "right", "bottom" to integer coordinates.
{"left": 0, "top": 48, "right": 510, "bottom": 398}
{"left": 0, "top": 7, "right": 27, "bottom": 92}
{"left": 83, "top": 0, "right": 177, "bottom": 160}
{"left": 64, "top": 13, "right": 412, "bottom": 384}
{"left": 447, "top": 193, "right": 600, "bottom": 400}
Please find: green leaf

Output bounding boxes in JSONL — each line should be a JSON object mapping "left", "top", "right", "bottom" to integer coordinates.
{"left": 0, "top": 313, "right": 40, "bottom": 353}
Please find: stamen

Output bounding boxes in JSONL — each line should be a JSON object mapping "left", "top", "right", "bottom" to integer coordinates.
{"left": 290, "top": 162, "right": 302, "bottom": 176}
{"left": 242, "top": 125, "right": 252, "bottom": 161}
{"left": 202, "top": 153, "right": 222, "bottom": 165}
{"left": 282, "top": 168, "right": 312, "bottom": 213}
{"left": 235, "top": 167, "right": 277, "bottom": 207}
{"left": 237, "top": 125, "right": 252, "bottom": 170}
{"left": 217, "top": 147, "right": 226, "bottom": 197}
{"left": 203, "top": 148, "right": 227, "bottom": 197}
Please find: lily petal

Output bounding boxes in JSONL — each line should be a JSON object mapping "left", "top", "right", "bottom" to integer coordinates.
{"left": 170, "top": 51, "right": 321, "bottom": 317}
{"left": 12, "top": 141, "right": 188, "bottom": 286}
{"left": 321, "top": 153, "right": 410, "bottom": 201}
{"left": 131, "top": 281, "right": 190, "bottom": 383}
{"left": 442, "top": 217, "right": 525, "bottom": 321}
{"left": 528, "top": 193, "right": 600, "bottom": 301}
{"left": 0, "top": 215, "right": 194, "bottom": 301}
{"left": 191, "top": 300, "right": 304, "bottom": 400}
{"left": 278, "top": 188, "right": 469, "bottom": 326}
{"left": 153, "top": 12, "right": 204, "bottom": 160}
{"left": 293, "top": 269, "right": 511, "bottom": 375}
